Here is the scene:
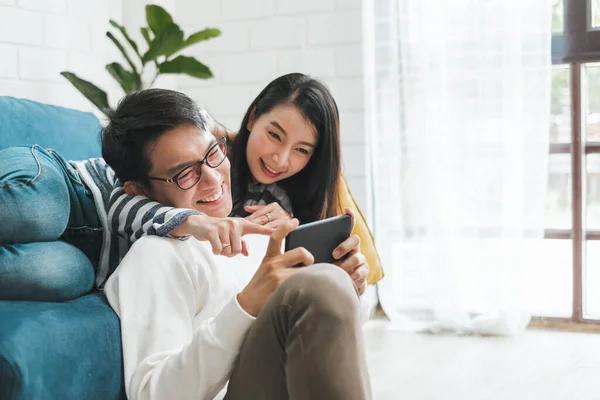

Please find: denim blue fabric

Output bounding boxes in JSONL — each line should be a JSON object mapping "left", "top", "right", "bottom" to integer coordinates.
{"left": 0, "top": 145, "right": 101, "bottom": 301}
{"left": 0, "top": 97, "right": 125, "bottom": 399}
{"left": 0, "top": 241, "right": 95, "bottom": 302}
{"left": 0, "top": 292, "right": 125, "bottom": 400}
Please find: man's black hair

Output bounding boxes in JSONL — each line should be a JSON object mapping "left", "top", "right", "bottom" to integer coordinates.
{"left": 102, "top": 88, "right": 208, "bottom": 187}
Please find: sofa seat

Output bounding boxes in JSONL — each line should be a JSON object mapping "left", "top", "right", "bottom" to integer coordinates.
{"left": 0, "top": 292, "right": 125, "bottom": 399}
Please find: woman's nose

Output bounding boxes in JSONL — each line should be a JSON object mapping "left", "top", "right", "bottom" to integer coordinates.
{"left": 272, "top": 150, "right": 290, "bottom": 168}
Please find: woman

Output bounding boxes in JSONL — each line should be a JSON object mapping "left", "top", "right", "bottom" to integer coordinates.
{"left": 157, "top": 73, "right": 382, "bottom": 285}
{"left": 231, "top": 72, "right": 341, "bottom": 225}
{"left": 207, "top": 73, "right": 383, "bottom": 284}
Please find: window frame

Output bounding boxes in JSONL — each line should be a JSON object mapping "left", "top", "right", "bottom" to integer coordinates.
{"left": 553, "top": 0, "right": 600, "bottom": 63}
{"left": 543, "top": 0, "right": 600, "bottom": 326}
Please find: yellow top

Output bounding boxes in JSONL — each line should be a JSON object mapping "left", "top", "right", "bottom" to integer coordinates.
{"left": 336, "top": 175, "right": 384, "bottom": 285}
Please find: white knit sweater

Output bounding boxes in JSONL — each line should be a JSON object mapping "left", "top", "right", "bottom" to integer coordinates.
{"left": 104, "top": 235, "right": 267, "bottom": 400}
{"left": 105, "top": 234, "right": 371, "bottom": 400}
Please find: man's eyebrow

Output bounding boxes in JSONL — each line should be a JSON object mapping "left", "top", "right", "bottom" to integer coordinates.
{"left": 270, "top": 121, "right": 316, "bottom": 148}
{"left": 165, "top": 138, "right": 217, "bottom": 175}
{"left": 167, "top": 161, "right": 195, "bottom": 176}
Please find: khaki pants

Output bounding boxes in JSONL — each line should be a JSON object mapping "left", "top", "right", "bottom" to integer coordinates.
{"left": 225, "top": 264, "right": 372, "bottom": 400}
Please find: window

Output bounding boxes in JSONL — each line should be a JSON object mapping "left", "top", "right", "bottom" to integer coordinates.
{"left": 552, "top": 0, "right": 564, "bottom": 33}
{"left": 591, "top": 0, "right": 600, "bottom": 28}
{"left": 545, "top": 0, "right": 600, "bottom": 324}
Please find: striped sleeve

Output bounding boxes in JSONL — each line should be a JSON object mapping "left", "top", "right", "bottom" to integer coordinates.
{"left": 107, "top": 183, "right": 202, "bottom": 244}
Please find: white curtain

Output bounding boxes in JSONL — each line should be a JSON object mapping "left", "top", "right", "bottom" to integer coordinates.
{"left": 366, "top": 0, "right": 553, "bottom": 335}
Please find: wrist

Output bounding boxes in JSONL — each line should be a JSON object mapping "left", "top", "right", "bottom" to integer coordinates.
{"left": 237, "top": 291, "right": 259, "bottom": 317}
{"left": 171, "top": 214, "right": 205, "bottom": 237}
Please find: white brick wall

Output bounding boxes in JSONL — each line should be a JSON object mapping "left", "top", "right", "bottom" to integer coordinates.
{"left": 0, "top": 7, "right": 44, "bottom": 45}
{"left": 0, "top": 43, "right": 18, "bottom": 78}
{"left": 307, "top": 11, "right": 362, "bottom": 45}
{"left": 44, "top": 15, "right": 91, "bottom": 51}
{"left": 249, "top": 16, "right": 306, "bottom": 50}
{"left": 0, "top": 0, "right": 124, "bottom": 112}
{"left": 19, "top": 0, "right": 66, "bottom": 14}
{"left": 18, "top": 47, "right": 67, "bottom": 82}
{"left": 221, "top": 0, "right": 276, "bottom": 21}
{"left": 276, "top": 0, "right": 334, "bottom": 14}
{"left": 221, "top": 52, "right": 278, "bottom": 84}
{"left": 175, "top": 0, "right": 371, "bottom": 218}
{"left": 277, "top": 47, "right": 336, "bottom": 78}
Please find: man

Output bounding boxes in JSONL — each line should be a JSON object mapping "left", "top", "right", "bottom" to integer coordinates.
{"left": 102, "top": 89, "right": 372, "bottom": 399}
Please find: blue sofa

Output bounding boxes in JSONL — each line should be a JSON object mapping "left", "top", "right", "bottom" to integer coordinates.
{"left": 0, "top": 97, "right": 125, "bottom": 399}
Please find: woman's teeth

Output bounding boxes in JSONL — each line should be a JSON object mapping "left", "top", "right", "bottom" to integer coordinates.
{"left": 198, "top": 186, "right": 223, "bottom": 203}
{"left": 262, "top": 160, "right": 280, "bottom": 175}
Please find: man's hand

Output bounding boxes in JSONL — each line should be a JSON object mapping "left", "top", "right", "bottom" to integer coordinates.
{"left": 171, "top": 215, "right": 273, "bottom": 257}
{"left": 237, "top": 219, "right": 314, "bottom": 316}
{"left": 244, "top": 202, "right": 292, "bottom": 229}
{"left": 332, "top": 208, "right": 369, "bottom": 295}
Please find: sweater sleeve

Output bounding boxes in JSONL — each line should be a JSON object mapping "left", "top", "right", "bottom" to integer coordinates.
{"left": 104, "top": 236, "right": 255, "bottom": 400}
{"left": 107, "top": 183, "right": 201, "bottom": 243}
{"left": 359, "top": 293, "right": 373, "bottom": 325}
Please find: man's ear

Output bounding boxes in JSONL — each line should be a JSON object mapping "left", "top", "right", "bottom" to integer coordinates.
{"left": 123, "top": 180, "right": 148, "bottom": 197}
{"left": 246, "top": 106, "right": 256, "bottom": 131}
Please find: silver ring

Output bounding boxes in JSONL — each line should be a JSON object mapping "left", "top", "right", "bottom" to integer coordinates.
{"left": 222, "top": 243, "right": 231, "bottom": 248}
{"left": 266, "top": 213, "right": 271, "bottom": 223}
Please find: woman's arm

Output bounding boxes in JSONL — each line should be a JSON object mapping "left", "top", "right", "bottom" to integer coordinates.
{"left": 107, "top": 182, "right": 272, "bottom": 257}
{"left": 107, "top": 184, "right": 201, "bottom": 242}
{"left": 203, "top": 110, "right": 237, "bottom": 158}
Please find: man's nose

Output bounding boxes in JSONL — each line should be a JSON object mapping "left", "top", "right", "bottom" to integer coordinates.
{"left": 199, "top": 163, "right": 221, "bottom": 184}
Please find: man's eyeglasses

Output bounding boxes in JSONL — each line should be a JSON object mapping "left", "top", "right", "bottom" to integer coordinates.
{"left": 147, "top": 138, "right": 227, "bottom": 190}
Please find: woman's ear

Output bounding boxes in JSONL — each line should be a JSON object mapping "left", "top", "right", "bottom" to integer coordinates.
{"left": 246, "top": 106, "right": 256, "bottom": 131}
{"left": 123, "top": 180, "right": 148, "bottom": 197}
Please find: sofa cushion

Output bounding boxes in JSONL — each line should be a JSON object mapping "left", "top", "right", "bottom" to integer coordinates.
{"left": 0, "top": 292, "right": 125, "bottom": 399}
{"left": 0, "top": 96, "right": 102, "bottom": 160}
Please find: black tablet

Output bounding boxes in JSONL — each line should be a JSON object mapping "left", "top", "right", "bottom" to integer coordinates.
{"left": 284, "top": 214, "right": 353, "bottom": 264}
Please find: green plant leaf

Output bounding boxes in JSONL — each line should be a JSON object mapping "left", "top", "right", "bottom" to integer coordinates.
{"left": 109, "top": 20, "right": 141, "bottom": 59}
{"left": 142, "top": 23, "right": 184, "bottom": 63}
{"left": 106, "top": 31, "right": 140, "bottom": 77}
{"left": 140, "top": 27, "right": 152, "bottom": 45}
{"left": 60, "top": 72, "right": 110, "bottom": 114}
{"left": 159, "top": 56, "right": 213, "bottom": 79}
{"left": 173, "top": 28, "right": 221, "bottom": 53}
{"left": 184, "top": 28, "right": 221, "bottom": 46}
{"left": 106, "top": 62, "right": 138, "bottom": 93}
{"left": 146, "top": 5, "right": 173, "bottom": 36}
{"left": 141, "top": 26, "right": 160, "bottom": 73}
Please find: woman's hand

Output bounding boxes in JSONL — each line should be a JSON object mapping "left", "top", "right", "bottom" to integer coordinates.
{"left": 331, "top": 208, "right": 369, "bottom": 295}
{"left": 244, "top": 202, "right": 293, "bottom": 229}
{"left": 207, "top": 116, "right": 237, "bottom": 158}
{"left": 171, "top": 214, "right": 273, "bottom": 257}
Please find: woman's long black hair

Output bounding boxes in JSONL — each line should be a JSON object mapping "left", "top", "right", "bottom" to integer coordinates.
{"left": 231, "top": 73, "right": 341, "bottom": 224}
